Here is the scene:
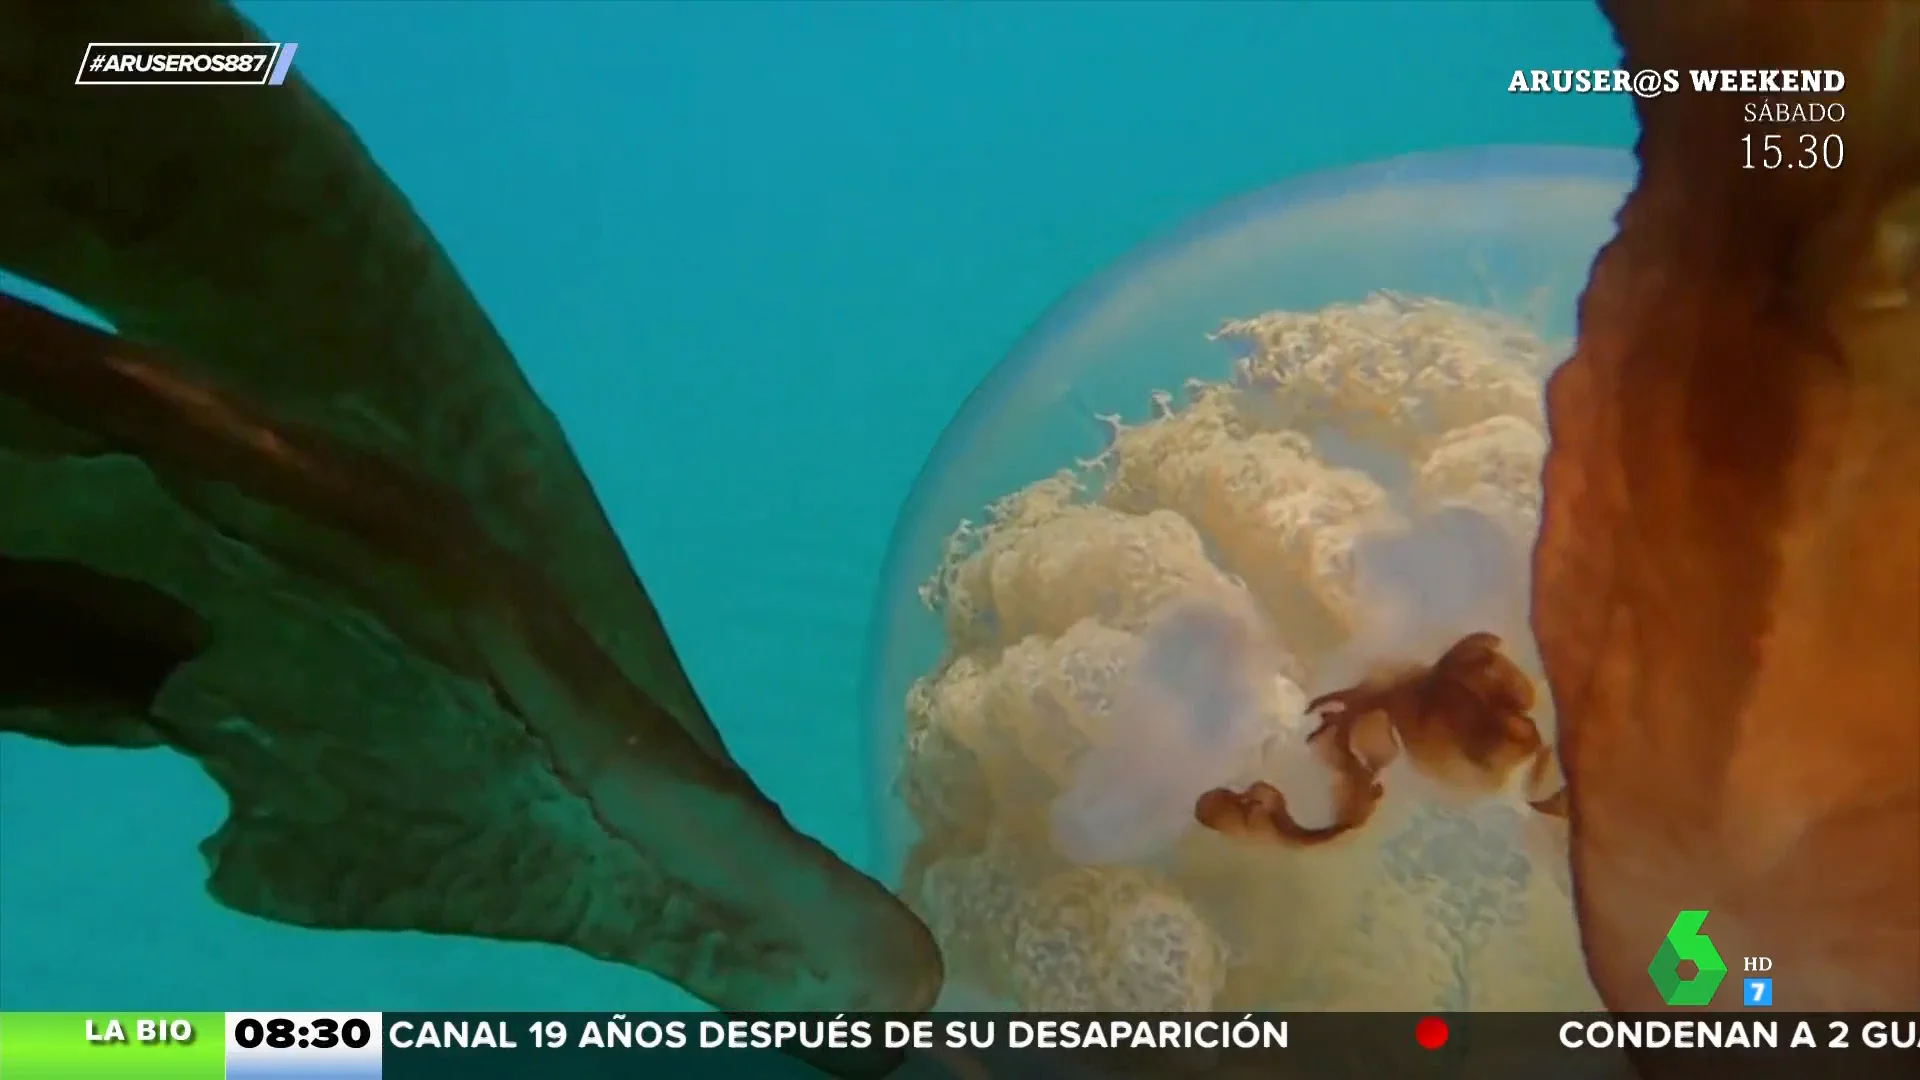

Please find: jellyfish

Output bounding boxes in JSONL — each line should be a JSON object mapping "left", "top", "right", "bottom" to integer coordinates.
{"left": 869, "top": 145, "right": 1631, "bottom": 1012}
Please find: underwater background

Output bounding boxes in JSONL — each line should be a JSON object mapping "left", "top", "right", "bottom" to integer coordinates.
{"left": 0, "top": 1, "right": 1631, "bottom": 1014}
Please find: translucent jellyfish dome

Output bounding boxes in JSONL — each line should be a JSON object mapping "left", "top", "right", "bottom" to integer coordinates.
{"left": 864, "top": 146, "right": 1634, "bottom": 1013}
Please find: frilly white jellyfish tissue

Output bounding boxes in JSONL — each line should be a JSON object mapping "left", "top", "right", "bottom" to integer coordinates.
{"left": 1049, "top": 598, "right": 1298, "bottom": 864}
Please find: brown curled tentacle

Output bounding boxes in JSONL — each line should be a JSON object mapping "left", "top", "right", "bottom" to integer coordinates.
{"left": 1196, "top": 782, "right": 1353, "bottom": 846}
{"left": 1284, "top": 633, "right": 1549, "bottom": 833}
{"left": 1195, "top": 757, "right": 1388, "bottom": 848}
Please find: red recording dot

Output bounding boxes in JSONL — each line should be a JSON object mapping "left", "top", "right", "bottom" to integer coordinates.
{"left": 1414, "top": 1016, "right": 1449, "bottom": 1050}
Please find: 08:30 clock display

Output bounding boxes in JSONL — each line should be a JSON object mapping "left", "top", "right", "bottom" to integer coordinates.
{"left": 233, "top": 1014, "right": 373, "bottom": 1050}
{"left": 1744, "top": 132, "right": 1844, "bottom": 169}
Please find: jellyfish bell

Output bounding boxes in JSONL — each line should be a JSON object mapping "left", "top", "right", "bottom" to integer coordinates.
{"left": 867, "top": 146, "right": 1632, "bottom": 1012}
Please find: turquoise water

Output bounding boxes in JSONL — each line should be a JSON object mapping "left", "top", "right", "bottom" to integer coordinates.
{"left": 0, "top": 2, "right": 1632, "bottom": 1015}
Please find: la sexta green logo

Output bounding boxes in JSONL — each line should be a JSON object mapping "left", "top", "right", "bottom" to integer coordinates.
{"left": 1649, "top": 910, "right": 1728, "bottom": 1006}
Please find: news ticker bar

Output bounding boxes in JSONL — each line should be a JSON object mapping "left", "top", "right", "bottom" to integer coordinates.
{"left": 0, "top": 1011, "right": 1914, "bottom": 1079}
{"left": 74, "top": 43, "right": 299, "bottom": 86}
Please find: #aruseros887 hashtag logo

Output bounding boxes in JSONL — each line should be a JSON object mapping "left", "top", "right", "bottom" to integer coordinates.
{"left": 1649, "top": 910, "right": 1729, "bottom": 1006}
{"left": 75, "top": 42, "right": 299, "bottom": 86}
